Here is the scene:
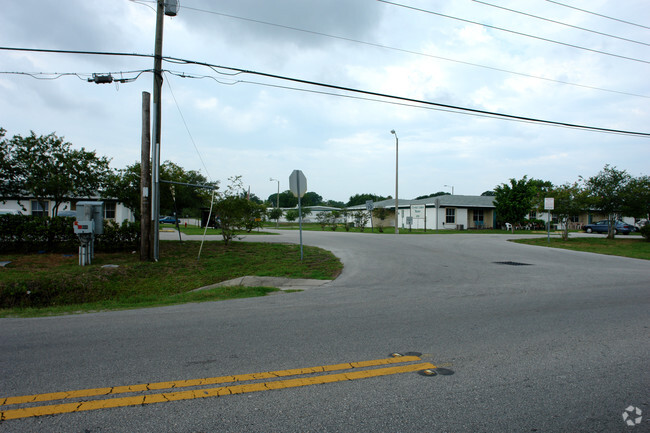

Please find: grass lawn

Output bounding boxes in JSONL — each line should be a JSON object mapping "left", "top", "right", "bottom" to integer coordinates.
{"left": 512, "top": 237, "right": 650, "bottom": 260}
{"left": 0, "top": 241, "right": 342, "bottom": 318}
{"left": 161, "top": 224, "right": 277, "bottom": 236}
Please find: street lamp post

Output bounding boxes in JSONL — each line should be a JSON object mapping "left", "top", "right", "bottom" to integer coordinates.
{"left": 444, "top": 184, "right": 454, "bottom": 195}
{"left": 391, "top": 130, "right": 399, "bottom": 234}
{"left": 270, "top": 178, "right": 280, "bottom": 228}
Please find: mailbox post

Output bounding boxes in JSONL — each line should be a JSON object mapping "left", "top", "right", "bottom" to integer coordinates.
{"left": 74, "top": 201, "right": 104, "bottom": 266}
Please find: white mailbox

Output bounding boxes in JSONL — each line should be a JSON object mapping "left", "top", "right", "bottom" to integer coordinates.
{"left": 75, "top": 201, "right": 104, "bottom": 235}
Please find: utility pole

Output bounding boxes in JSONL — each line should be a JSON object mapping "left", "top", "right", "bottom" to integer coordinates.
{"left": 150, "top": 0, "right": 179, "bottom": 261}
{"left": 140, "top": 91, "right": 152, "bottom": 261}
{"left": 151, "top": 0, "right": 165, "bottom": 261}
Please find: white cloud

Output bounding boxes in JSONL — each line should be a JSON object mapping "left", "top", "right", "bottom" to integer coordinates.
{"left": 0, "top": 0, "right": 648, "bottom": 204}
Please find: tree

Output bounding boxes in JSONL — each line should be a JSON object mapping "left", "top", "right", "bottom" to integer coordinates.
{"left": 285, "top": 207, "right": 311, "bottom": 222}
{"left": 2, "top": 130, "right": 111, "bottom": 215}
{"left": 528, "top": 178, "right": 554, "bottom": 211}
{"left": 285, "top": 209, "right": 298, "bottom": 222}
{"left": 622, "top": 175, "right": 650, "bottom": 222}
{"left": 584, "top": 165, "right": 632, "bottom": 239}
{"left": 242, "top": 201, "right": 267, "bottom": 233}
{"left": 493, "top": 176, "right": 536, "bottom": 230}
{"left": 0, "top": 128, "right": 17, "bottom": 201}
{"left": 159, "top": 161, "right": 216, "bottom": 217}
{"left": 267, "top": 190, "right": 298, "bottom": 208}
{"left": 105, "top": 161, "right": 217, "bottom": 219}
{"left": 213, "top": 176, "right": 250, "bottom": 244}
{"left": 301, "top": 191, "right": 323, "bottom": 207}
{"left": 323, "top": 199, "right": 345, "bottom": 208}
{"left": 481, "top": 190, "right": 496, "bottom": 196}
{"left": 547, "top": 182, "right": 589, "bottom": 241}
{"left": 268, "top": 207, "right": 283, "bottom": 221}
{"left": 414, "top": 192, "right": 450, "bottom": 200}
{"left": 103, "top": 163, "right": 141, "bottom": 219}
{"left": 353, "top": 210, "right": 370, "bottom": 231}
{"left": 347, "top": 193, "right": 387, "bottom": 207}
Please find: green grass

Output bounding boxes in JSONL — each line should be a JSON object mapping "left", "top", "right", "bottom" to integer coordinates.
{"left": 512, "top": 237, "right": 650, "bottom": 260}
{"left": 0, "top": 241, "right": 342, "bottom": 317}
{"left": 160, "top": 224, "right": 276, "bottom": 236}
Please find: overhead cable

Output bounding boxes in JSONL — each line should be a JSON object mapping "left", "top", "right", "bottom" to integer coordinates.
{"left": 473, "top": 0, "right": 650, "bottom": 47}
{"left": 545, "top": 0, "right": 650, "bottom": 30}
{"left": 377, "top": 0, "right": 650, "bottom": 65}
{"left": 0, "top": 46, "right": 648, "bottom": 137}
{"left": 164, "top": 55, "right": 650, "bottom": 138}
{"left": 176, "top": 7, "right": 650, "bottom": 99}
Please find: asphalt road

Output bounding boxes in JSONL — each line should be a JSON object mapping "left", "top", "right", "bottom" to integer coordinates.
{"left": 1, "top": 231, "right": 648, "bottom": 432}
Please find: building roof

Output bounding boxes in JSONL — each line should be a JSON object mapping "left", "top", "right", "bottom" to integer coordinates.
{"left": 348, "top": 195, "right": 495, "bottom": 210}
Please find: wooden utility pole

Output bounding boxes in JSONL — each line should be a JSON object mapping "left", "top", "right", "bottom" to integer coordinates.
{"left": 140, "top": 91, "right": 152, "bottom": 261}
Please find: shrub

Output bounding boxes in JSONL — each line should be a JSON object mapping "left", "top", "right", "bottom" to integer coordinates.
{"left": 0, "top": 214, "right": 139, "bottom": 253}
{"left": 640, "top": 224, "right": 650, "bottom": 241}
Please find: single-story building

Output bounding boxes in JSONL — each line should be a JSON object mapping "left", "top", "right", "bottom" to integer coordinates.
{"left": 0, "top": 197, "right": 135, "bottom": 222}
{"left": 268, "top": 205, "right": 343, "bottom": 224}
{"left": 348, "top": 195, "right": 496, "bottom": 230}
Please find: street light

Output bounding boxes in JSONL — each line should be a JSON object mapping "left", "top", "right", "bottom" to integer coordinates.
{"left": 391, "top": 130, "right": 399, "bottom": 234}
{"left": 270, "top": 177, "right": 280, "bottom": 228}
{"left": 444, "top": 184, "right": 454, "bottom": 195}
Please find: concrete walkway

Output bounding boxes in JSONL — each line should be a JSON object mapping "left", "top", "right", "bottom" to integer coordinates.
{"left": 192, "top": 276, "right": 332, "bottom": 292}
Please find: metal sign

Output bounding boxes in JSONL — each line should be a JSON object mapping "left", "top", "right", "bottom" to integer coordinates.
{"left": 411, "top": 204, "right": 425, "bottom": 219}
{"left": 289, "top": 170, "right": 307, "bottom": 198}
{"left": 406, "top": 216, "right": 413, "bottom": 225}
{"left": 365, "top": 200, "right": 374, "bottom": 211}
{"left": 544, "top": 197, "right": 554, "bottom": 210}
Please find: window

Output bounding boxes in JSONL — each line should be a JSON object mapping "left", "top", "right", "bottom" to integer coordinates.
{"left": 472, "top": 209, "right": 484, "bottom": 222}
{"left": 105, "top": 202, "right": 116, "bottom": 219}
{"left": 446, "top": 208, "right": 455, "bottom": 224}
{"left": 528, "top": 211, "right": 537, "bottom": 220}
{"left": 31, "top": 200, "right": 49, "bottom": 217}
{"left": 570, "top": 215, "right": 579, "bottom": 223}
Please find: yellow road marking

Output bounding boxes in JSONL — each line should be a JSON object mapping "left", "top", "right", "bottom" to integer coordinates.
{"left": 1, "top": 357, "right": 434, "bottom": 421}
{"left": 1, "top": 355, "right": 421, "bottom": 406}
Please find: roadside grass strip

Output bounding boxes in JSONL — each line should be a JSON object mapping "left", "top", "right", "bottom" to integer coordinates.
{"left": 0, "top": 355, "right": 434, "bottom": 421}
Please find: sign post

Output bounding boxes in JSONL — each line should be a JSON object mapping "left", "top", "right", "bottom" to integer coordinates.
{"left": 411, "top": 204, "right": 425, "bottom": 231}
{"left": 366, "top": 200, "right": 374, "bottom": 232}
{"left": 289, "top": 170, "right": 307, "bottom": 260}
{"left": 544, "top": 197, "right": 554, "bottom": 244}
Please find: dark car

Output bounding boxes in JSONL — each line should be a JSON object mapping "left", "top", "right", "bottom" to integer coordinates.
{"left": 159, "top": 216, "right": 178, "bottom": 224}
{"left": 583, "top": 220, "right": 633, "bottom": 235}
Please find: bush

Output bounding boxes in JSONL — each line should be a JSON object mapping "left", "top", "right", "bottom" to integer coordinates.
{"left": 0, "top": 214, "right": 139, "bottom": 253}
{"left": 640, "top": 224, "right": 650, "bottom": 241}
{"left": 95, "top": 220, "right": 140, "bottom": 252}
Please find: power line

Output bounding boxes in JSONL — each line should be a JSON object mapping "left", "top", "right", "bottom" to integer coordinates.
{"left": 166, "top": 69, "right": 650, "bottom": 136}
{"left": 164, "top": 55, "right": 650, "bottom": 138}
{"left": 377, "top": 0, "right": 650, "bottom": 65}
{"left": 0, "top": 46, "right": 648, "bottom": 137}
{"left": 179, "top": 6, "right": 650, "bottom": 99}
{"left": 473, "top": 0, "right": 650, "bottom": 47}
{"left": 545, "top": 0, "right": 650, "bottom": 30}
{"left": 163, "top": 72, "right": 214, "bottom": 182}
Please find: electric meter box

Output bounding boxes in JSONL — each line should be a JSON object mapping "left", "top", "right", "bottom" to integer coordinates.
{"left": 75, "top": 201, "right": 104, "bottom": 235}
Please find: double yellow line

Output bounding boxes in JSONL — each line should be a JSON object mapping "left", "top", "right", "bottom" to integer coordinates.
{"left": 1, "top": 355, "right": 435, "bottom": 421}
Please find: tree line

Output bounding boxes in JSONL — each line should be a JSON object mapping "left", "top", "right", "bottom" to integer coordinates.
{"left": 3, "top": 128, "right": 647, "bottom": 242}
{"left": 493, "top": 167, "right": 649, "bottom": 240}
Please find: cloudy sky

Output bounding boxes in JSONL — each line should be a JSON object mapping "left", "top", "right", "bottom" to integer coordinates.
{"left": 1, "top": 0, "right": 648, "bottom": 203}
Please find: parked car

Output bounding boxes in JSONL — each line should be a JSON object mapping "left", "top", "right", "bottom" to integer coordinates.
{"left": 159, "top": 216, "right": 178, "bottom": 224}
{"left": 583, "top": 220, "right": 633, "bottom": 235}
